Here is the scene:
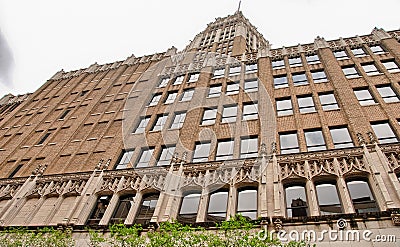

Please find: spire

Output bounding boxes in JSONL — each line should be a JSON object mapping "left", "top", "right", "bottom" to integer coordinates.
{"left": 237, "top": 0, "right": 241, "bottom": 13}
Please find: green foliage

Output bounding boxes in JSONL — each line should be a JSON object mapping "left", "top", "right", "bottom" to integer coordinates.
{"left": 0, "top": 227, "right": 74, "bottom": 247}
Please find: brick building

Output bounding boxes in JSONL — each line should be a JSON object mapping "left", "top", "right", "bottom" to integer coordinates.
{"left": 0, "top": 10, "right": 399, "bottom": 244}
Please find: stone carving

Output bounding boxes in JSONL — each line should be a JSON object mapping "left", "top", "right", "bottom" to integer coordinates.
{"left": 32, "top": 164, "right": 48, "bottom": 176}
{"left": 367, "top": 131, "right": 376, "bottom": 144}
{"left": 356, "top": 133, "right": 365, "bottom": 145}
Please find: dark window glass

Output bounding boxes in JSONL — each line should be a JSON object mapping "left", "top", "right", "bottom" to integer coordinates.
{"left": 330, "top": 127, "right": 353, "bottom": 148}
{"left": 135, "top": 193, "right": 159, "bottom": 225}
{"left": 87, "top": 195, "right": 111, "bottom": 225}
{"left": 193, "top": 142, "right": 211, "bottom": 162}
{"left": 285, "top": 185, "right": 308, "bottom": 217}
{"left": 237, "top": 189, "right": 257, "bottom": 220}
{"left": 216, "top": 140, "right": 234, "bottom": 160}
{"left": 110, "top": 195, "right": 135, "bottom": 224}
{"left": 376, "top": 86, "right": 400, "bottom": 103}
{"left": 305, "top": 129, "right": 326, "bottom": 151}
{"left": 37, "top": 132, "right": 51, "bottom": 145}
{"left": 346, "top": 180, "right": 378, "bottom": 213}
{"left": 354, "top": 89, "right": 376, "bottom": 106}
{"left": 59, "top": 109, "right": 71, "bottom": 120}
{"left": 201, "top": 108, "right": 217, "bottom": 125}
{"left": 8, "top": 164, "right": 23, "bottom": 178}
{"left": 136, "top": 148, "right": 154, "bottom": 168}
{"left": 292, "top": 73, "right": 308, "bottom": 86}
{"left": 316, "top": 184, "right": 342, "bottom": 215}
{"left": 280, "top": 133, "right": 299, "bottom": 154}
{"left": 157, "top": 146, "right": 175, "bottom": 166}
{"left": 298, "top": 95, "right": 316, "bottom": 113}
{"left": 115, "top": 150, "right": 134, "bottom": 169}
{"left": 207, "top": 191, "right": 228, "bottom": 221}
{"left": 319, "top": 93, "right": 339, "bottom": 111}
{"left": 371, "top": 122, "right": 398, "bottom": 144}
{"left": 276, "top": 98, "right": 293, "bottom": 116}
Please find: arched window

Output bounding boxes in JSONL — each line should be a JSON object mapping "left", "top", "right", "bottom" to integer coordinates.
{"left": 346, "top": 180, "right": 378, "bottom": 213}
{"left": 110, "top": 194, "right": 135, "bottom": 224}
{"left": 315, "top": 183, "right": 342, "bottom": 215}
{"left": 237, "top": 188, "right": 257, "bottom": 220}
{"left": 285, "top": 185, "right": 308, "bottom": 218}
{"left": 135, "top": 193, "right": 159, "bottom": 225}
{"left": 87, "top": 195, "right": 111, "bottom": 225}
{"left": 178, "top": 192, "right": 201, "bottom": 223}
{"left": 207, "top": 190, "right": 228, "bottom": 222}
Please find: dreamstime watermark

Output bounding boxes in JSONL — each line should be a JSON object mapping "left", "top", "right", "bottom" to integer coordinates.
{"left": 257, "top": 219, "right": 397, "bottom": 243}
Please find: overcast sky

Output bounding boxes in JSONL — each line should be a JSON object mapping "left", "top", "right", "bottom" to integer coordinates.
{"left": 0, "top": 0, "right": 399, "bottom": 96}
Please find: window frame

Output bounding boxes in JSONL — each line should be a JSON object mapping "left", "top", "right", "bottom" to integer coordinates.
{"left": 304, "top": 129, "right": 327, "bottom": 151}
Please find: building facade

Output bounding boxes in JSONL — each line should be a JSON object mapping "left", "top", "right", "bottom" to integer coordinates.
{"left": 0, "top": 11, "right": 399, "bottom": 244}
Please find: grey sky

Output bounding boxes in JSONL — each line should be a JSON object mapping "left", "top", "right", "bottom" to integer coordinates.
{"left": 0, "top": 0, "right": 399, "bottom": 95}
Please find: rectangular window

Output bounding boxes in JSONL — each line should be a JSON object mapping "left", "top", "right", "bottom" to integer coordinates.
{"left": 202, "top": 108, "right": 217, "bottom": 125}
{"left": 330, "top": 127, "right": 353, "bottom": 148}
{"left": 37, "top": 132, "right": 51, "bottom": 145}
{"left": 8, "top": 164, "right": 23, "bottom": 178}
{"left": 342, "top": 66, "right": 360, "bottom": 79}
{"left": 134, "top": 117, "right": 150, "bottom": 133}
{"left": 280, "top": 133, "right": 299, "bottom": 154}
{"left": 351, "top": 48, "right": 367, "bottom": 57}
{"left": 136, "top": 148, "right": 154, "bottom": 168}
{"left": 370, "top": 45, "right": 385, "bottom": 55}
{"left": 157, "top": 146, "right": 175, "bottom": 166}
{"left": 226, "top": 82, "right": 240, "bottom": 95}
{"left": 354, "top": 89, "right": 376, "bottom": 106}
{"left": 222, "top": 105, "right": 237, "bottom": 123}
{"left": 305, "top": 129, "right": 326, "bottom": 151}
{"left": 240, "top": 137, "right": 258, "bottom": 158}
{"left": 152, "top": 115, "right": 168, "bottom": 131}
{"left": 272, "top": 59, "right": 285, "bottom": 69}
{"left": 149, "top": 94, "right": 162, "bottom": 106}
{"left": 371, "top": 122, "right": 398, "bottom": 144}
{"left": 180, "top": 89, "right": 194, "bottom": 102}
{"left": 213, "top": 68, "right": 225, "bottom": 78}
{"left": 245, "top": 63, "right": 257, "bottom": 73}
{"left": 306, "top": 54, "right": 320, "bottom": 64}
{"left": 276, "top": 98, "right": 293, "bottom": 116}
{"left": 334, "top": 50, "right": 348, "bottom": 60}
{"left": 188, "top": 73, "right": 200, "bottom": 83}
{"left": 164, "top": 91, "right": 178, "bottom": 104}
{"left": 288, "top": 57, "right": 302, "bottom": 67}
{"left": 229, "top": 66, "right": 241, "bottom": 76}
{"left": 170, "top": 112, "right": 186, "bottom": 129}
{"left": 243, "top": 103, "right": 258, "bottom": 120}
{"left": 115, "top": 150, "right": 134, "bottom": 169}
{"left": 193, "top": 142, "right": 211, "bottom": 162}
{"left": 297, "top": 95, "right": 316, "bottom": 113}
{"left": 216, "top": 140, "right": 234, "bottom": 160}
{"left": 59, "top": 109, "right": 71, "bottom": 120}
{"left": 244, "top": 79, "right": 258, "bottom": 93}
{"left": 158, "top": 77, "right": 170, "bottom": 88}
{"left": 382, "top": 60, "right": 400, "bottom": 73}
{"left": 319, "top": 93, "right": 339, "bottom": 111}
{"left": 292, "top": 73, "right": 308, "bottom": 86}
{"left": 173, "top": 75, "right": 185, "bottom": 85}
{"left": 311, "top": 70, "right": 328, "bottom": 83}
{"left": 208, "top": 85, "right": 222, "bottom": 98}
{"left": 274, "top": 75, "right": 288, "bottom": 88}
{"left": 376, "top": 85, "right": 400, "bottom": 103}
{"left": 362, "top": 63, "right": 380, "bottom": 76}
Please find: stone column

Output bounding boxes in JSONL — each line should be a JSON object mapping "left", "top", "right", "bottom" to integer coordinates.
{"left": 305, "top": 179, "right": 319, "bottom": 216}
{"left": 99, "top": 177, "right": 126, "bottom": 226}
{"left": 196, "top": 188, "right": 209, "bottom": 222}
{"left": 336, "top": 176, "right": 355, "bottom": 214}
{"left": 226, "top": 184, "right": 237, "bottom": 220}
{"left": 124, "top": 192, "right": 143, "bottom": 225}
